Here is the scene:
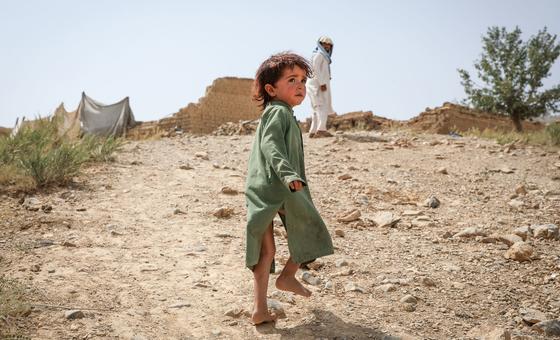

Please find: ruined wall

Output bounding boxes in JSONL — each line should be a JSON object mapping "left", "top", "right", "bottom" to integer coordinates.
{"left": 302, "top": 111, "right": 396, "bottom": 132}
{"left": 128, "top": 77, "right": 261, "bottom": 138}
{"left": 407, "top": 103, "right": 544, "bottom": 134}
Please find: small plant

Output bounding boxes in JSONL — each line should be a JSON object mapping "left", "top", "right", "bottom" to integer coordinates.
{"left": 0, "top": 276, "right": 32, "bottom": 340}
{"left": 545, "top": 122, "right": 560, "bottom": 145}
{"left": 0, "top": 116, "right": 123, "bottom": 190}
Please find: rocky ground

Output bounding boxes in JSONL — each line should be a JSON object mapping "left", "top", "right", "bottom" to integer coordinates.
{"left": 1, "top": 129, "right": 560, "bottom": 339}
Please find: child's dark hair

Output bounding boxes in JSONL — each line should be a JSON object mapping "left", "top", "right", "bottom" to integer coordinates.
{"left": 253, "top": 52, "right": 312, "bottom": 109}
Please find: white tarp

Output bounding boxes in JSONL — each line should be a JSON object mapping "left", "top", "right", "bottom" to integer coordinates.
{"left": 78, "top": 92, "right": 136, "bottom": 137}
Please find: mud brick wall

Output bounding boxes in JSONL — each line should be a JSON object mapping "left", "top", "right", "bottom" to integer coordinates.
{"left": 407, "top": 103, "right": 543, "bottom": 134}
{"left": 128, "top": 77, "right": 261, "bottom": 138}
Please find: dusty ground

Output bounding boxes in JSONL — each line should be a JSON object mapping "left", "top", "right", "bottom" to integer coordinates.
{"left": 1, "top": 129, "right": 560, "bottom": 339}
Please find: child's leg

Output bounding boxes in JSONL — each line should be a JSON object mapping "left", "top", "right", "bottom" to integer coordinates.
{"left": 275, "top": 257, "right": 311, "bottom": 297}
{"left": 252, "top": 223, "right": 277, "bottom": 324}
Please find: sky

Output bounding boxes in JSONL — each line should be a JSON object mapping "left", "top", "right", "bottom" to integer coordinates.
{"left": 1, "top": 0, "right": 559, "bottom": 128}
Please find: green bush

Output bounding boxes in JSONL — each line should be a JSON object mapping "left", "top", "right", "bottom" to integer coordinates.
{"left": 0, "top": 276, "right": 32, "bottom": 340}
{"left": 545, "top": 123, "right": 560, "bottom": 145}
{"left": 0, "top": 116, "right": 123, "bottom": 190}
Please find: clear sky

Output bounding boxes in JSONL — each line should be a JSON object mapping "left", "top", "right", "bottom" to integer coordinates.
{"left": 1, "top": 0, "right": 559, "bottom": 128}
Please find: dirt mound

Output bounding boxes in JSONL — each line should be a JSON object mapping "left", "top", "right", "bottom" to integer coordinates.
{"left": 407, "top": 103, "right": 544, "bottom": 134}
{"left": 303, "top": 111, "right": 397, "bottom": 132}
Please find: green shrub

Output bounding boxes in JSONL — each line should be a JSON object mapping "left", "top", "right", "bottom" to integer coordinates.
{"left": 81, "top": 134, "right": 123, "bottom": 162}
{"left": 0, "top": 276, "right": 32, "bottom": 339}
{"left": 545, "top": 123, "right": 560, "bottom": 145}
{"left": 0, "top": 116, "right": 123, "bottom": 190}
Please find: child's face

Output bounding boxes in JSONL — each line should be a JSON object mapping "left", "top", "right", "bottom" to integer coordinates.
{"left": 265, "top": 65, "right": 307, "bottom": 108}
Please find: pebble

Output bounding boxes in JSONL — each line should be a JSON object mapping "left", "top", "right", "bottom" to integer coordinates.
{"left": 519, "top": 307, "right": 546, "bottom": 325}
{"left": 213, "top": 207, "right": 234, "bottom": 218}
{"left": 337, "top": 209, "right": 361, "bottom": 223}
{"left": 453, "top": 227, "right": 487, "bottom": 238}
{"left": 532, "top": 224, "right": 559, "bottom": 240}
{"left": 532, "top": 319, "right": 560, "bottom": 336}
{"left": 334, "top": 228, "right": 345, "bottom": 237}
{"left": 376, "top": 283, "right": 396, "bottom": 292}
{"left": 64, "top": 310, "right": 85, "bottom": 320}
{"left": 335, "top": 258, "right": 349, "bottom": 267}
{"left": 267, "top": 299, "right": 286, "bottom": 319}
{"left": 424, "top": 196, "right": 440, "bottom": 208}
{"left": 504, "top": 242, "right": 534, "bottom": 262}
{"left": 301, "top": 271, "right": 321, "bottom": 286}
{"left": 344, "top": 281, "right": 366, "bottom": 293}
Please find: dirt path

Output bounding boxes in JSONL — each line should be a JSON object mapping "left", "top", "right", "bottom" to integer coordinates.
{"left": 2, "top": 130, "right": 560, "bottom": 339}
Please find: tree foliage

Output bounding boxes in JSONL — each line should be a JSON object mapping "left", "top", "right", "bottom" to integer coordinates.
{"left": 459, "top": 26, "right": 560, "bottom": 131}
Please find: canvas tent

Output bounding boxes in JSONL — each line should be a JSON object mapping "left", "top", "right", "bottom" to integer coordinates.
{"left": 78, "top": 92, "right": 136, "bottom": 136}
{"left": 54, "top": 92, "right": 136, "bottom": 138}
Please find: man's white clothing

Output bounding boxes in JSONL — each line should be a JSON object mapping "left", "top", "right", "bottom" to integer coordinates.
{"left": 307, "top": 45, "right": 334, "bottom": 133}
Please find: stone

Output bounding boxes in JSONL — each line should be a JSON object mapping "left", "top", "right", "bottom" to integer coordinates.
{"left": 424, "top": 196, "right": 440, "bottom": 208}
{"left": 372, "top": 211, "right": 400, "bottom": 228}
{"left": 344, "top": 282, "right": 366, "bottom": 293}
{"left": 401, "top": 303, "right": 416, "bottom": 312}
{"left": 504, "top": 242, "right": 534, "bottom": 262}
{"left": 220, "top": 186, "right": 238, "bottom": 195}
{"left": 334, "top": 228, "right": 345, "bottom": 237}
{"left": 140, "top": 264, "right": 159, "bottom": 272}
{"left": 337, "top": 209, "right": 361, "bottom": 223}
{"left": 515, "top": 185, "right": 527, "bottom": 195}
{"left": 453, "top": 227, "right": 487, "bottom": 238}
{"left": 213, "top": 207, "right": 234, "bottom": 218}
{"left": 532, "top": 224, "right": 559, "bottom": 240}
{"left": 421, "top": 277, "right": 436, "bottom": 287}
{"left": 402, "top": 210, "right": 422, "bottom": 216}
{"left": 338, "top": 174, "right": 353, "bottom": 180}
{"left": 532, "top": 319, "right": 560, "bottom": 336}
{"left": 195, "top": 152, "right": 209, "bottom": 160}
{"left": 466, "top": 325, "right": 511, "bottom": 340}
{"left": 307, "top": 261, "right": 324, "bottom": 271}
{"left": 169, "top": 302, "right": 191, "bottom": 308}
{"left": 22, "top": 197, "right": 41, "bottom": 211}
{"left": 335, "top": 258, "right": 349, "bottom": 267}
{"left": 519, "top": 307, "right": 547, "bottom": 325}
{"left": 513, "top": 226, "right": 530, "bottom": 241}
{"left": 301, "top": 271, "right": 321, "bottom": 286}
{"left": 64, "top": 310, "right": 85, "bottom": 320}
{"left": 400, "top": 295, "right": 417, "bottom": 304}
{"left": 30, "top": 264, "right": 40, "bottom": 272}
{"left": 497, "top": 234, "right": 524, "bottom": 247}
{"left": 179, "top": 164, "right": 193, "bottom": 170}
{"left": 376, "top": 283, "right": 396, "bottom": 292}
{"left": 436, "top": 167, "right": 448, "bottom": 174}
{"left": 173, "top": 208, "right": 186, "bottom": 215}
{"left": 267, "top": 299, "right": 286, "bottom": 319}
{"left": 224, "top": 307, "right": 244, "bottom": 318}
{"left": 508, "top": 199, "right": 524, "bottom": 209}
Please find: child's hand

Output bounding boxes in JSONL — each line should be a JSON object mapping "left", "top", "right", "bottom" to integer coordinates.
{"left": 289, "top": 180, "right": 303, "bottom": 192}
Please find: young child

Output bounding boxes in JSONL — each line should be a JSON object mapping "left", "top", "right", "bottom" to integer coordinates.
{"left": 245, "top": 52, "right": 334, "bottom": 325}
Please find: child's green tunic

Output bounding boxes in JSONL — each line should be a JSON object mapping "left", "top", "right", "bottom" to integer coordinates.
{"left": 245, "top": 101, "right": 334, "bottom": 270}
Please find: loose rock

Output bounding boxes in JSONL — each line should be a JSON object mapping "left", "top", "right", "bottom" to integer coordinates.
{"left": 504, "top": 242, "right": 534, "bottom": 262}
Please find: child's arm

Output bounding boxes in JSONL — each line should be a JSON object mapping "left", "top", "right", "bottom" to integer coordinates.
{"left": 261, "top": 108, "right": 306, "bottom": 190}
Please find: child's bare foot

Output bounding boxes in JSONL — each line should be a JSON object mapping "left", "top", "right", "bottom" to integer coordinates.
{"left": 275, "top": 275, "right": 312, "bottom": 297}
{"left": 251, "top": 310, "right": 277, "bottom": 325}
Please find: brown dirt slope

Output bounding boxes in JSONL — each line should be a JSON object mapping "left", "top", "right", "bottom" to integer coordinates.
{"left": 1, "top": 129, "right": 559, "bottom": 339}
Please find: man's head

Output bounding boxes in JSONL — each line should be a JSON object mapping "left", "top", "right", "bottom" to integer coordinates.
{"left": 318, "top": 36, "right": 334, "bottom": 54}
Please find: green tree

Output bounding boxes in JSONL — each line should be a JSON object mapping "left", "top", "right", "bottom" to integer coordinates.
{"left": 459, "top": 26, "right": 560, "bottom": 131}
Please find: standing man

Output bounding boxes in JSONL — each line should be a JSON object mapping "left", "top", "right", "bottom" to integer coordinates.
{"left": 307, "top": 36, "right": 335, "bottom": 138}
